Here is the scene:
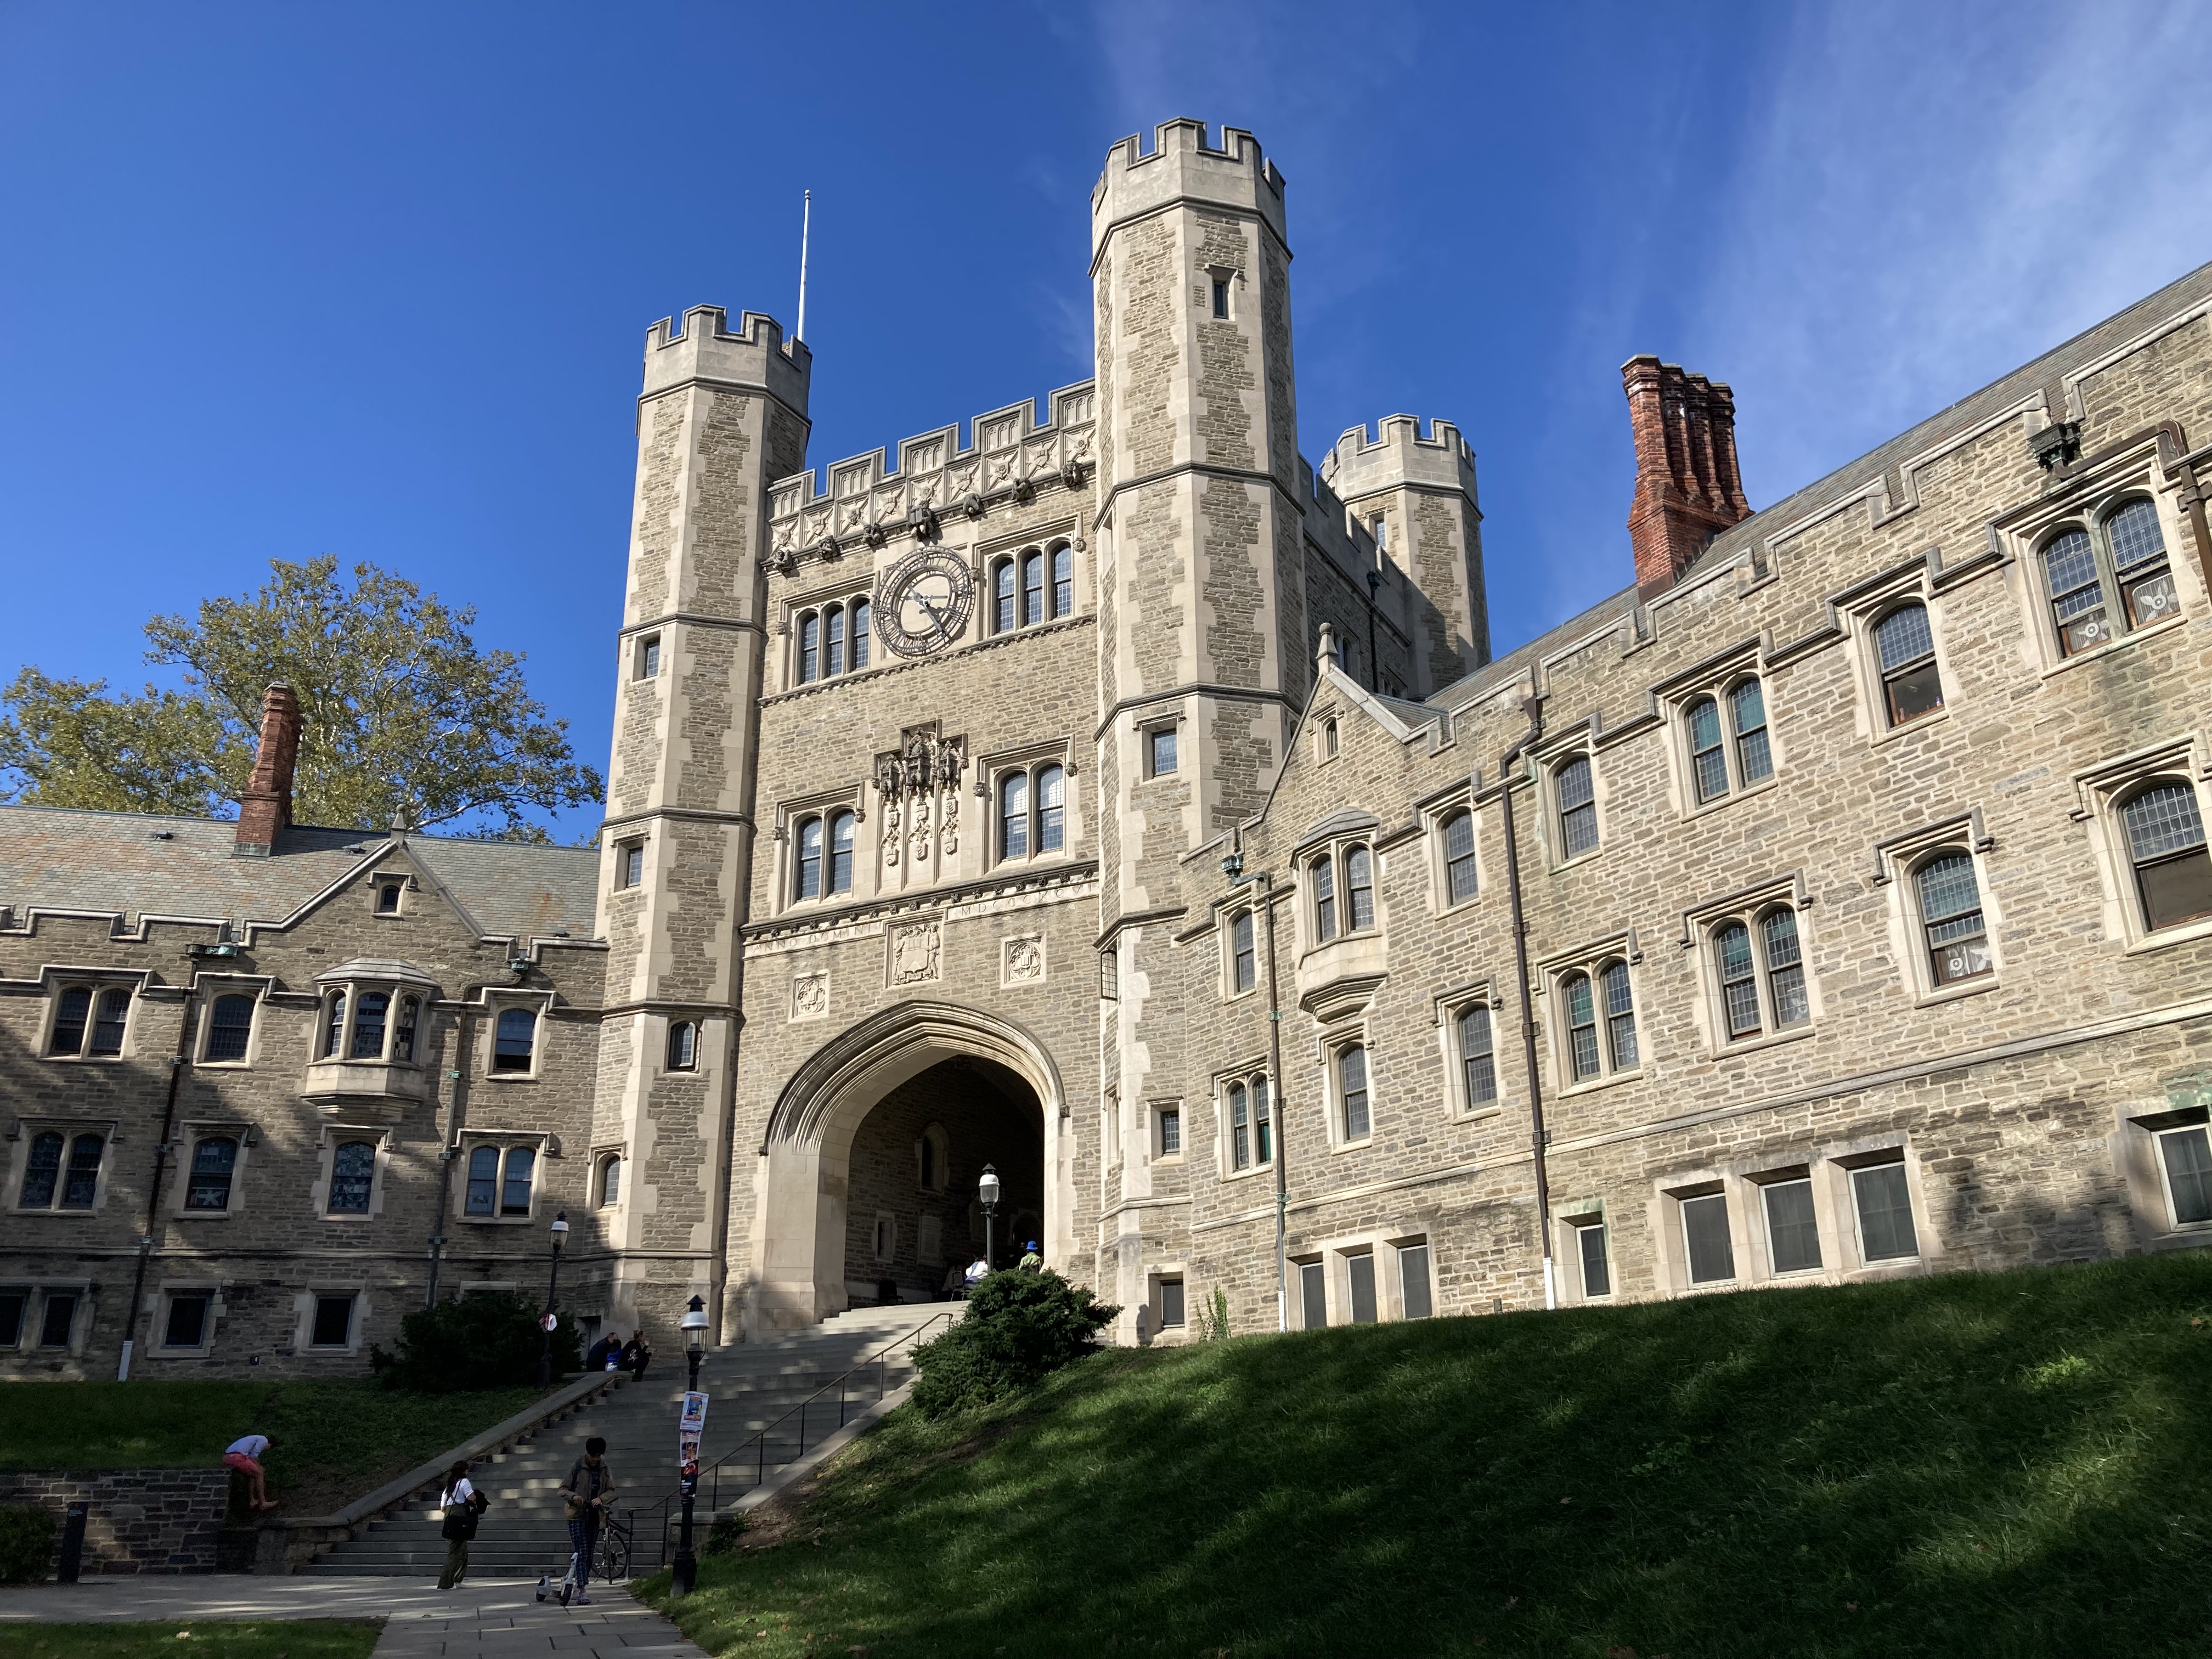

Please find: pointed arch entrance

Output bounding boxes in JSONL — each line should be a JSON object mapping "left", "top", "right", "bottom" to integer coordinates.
{"left": 748, "top": 1000, "right": 1070, "bottom": 1331}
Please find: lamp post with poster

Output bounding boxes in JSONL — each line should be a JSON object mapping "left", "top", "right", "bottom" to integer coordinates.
{"left": 670, "top": 1294, "right": 710, "bottom": 1597}
{"left": 978, "top": 1164, "right": 1001, "bottom": 1273}
{"left": 535, "top": 1211, "right": 569, "bottom": 1387}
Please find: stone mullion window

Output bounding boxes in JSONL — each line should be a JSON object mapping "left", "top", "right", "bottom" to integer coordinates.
{"left": 44, "top": 983, "right": 133, "bottom": 1060}
{"left": 1545, "top": 939, "right": 1643, "bottom": 1091}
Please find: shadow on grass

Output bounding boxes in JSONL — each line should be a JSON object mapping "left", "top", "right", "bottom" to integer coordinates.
{"left": 654, "top": 1252, "right": 2212, "bottom": 1659}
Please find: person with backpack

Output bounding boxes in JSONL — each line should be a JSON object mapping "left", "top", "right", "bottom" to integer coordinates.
{"left": 436, "top": 1459, "right": 488, "bottom": 1590}
{"left": 551, "top": 1436, "right": 614, "bottom": 1605}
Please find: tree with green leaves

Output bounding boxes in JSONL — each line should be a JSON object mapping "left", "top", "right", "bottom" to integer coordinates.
{"left": 0, "top": 556, "right": 602, "bottom": 838}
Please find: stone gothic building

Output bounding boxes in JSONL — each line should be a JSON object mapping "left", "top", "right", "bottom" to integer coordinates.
{"left": 4, "top": 120, "right": 2210, "bottom": 1376}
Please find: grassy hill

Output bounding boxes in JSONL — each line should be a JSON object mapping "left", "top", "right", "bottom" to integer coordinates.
{"left": 644, "top": 1251, "right": 2212, "bottom": 1659}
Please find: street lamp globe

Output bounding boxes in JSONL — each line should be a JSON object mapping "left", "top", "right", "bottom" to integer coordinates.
{"left": 681, "top": 1293, "right": 708, "bottom": 1355}
{"left": 550, "top": 1211, "right": 569, "bottom": 1239}
{"left": 978, "top": 1165, "right": 1000, "bottom": 1207}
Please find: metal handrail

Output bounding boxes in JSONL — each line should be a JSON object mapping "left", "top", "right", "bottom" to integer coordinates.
{"left": 625, "top": 1306, "right": 955, "bottom": 1570}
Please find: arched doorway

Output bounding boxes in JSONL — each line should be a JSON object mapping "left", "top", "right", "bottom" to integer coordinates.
{"left": 748, "top": 1000, "right": 1068, "bottom": 1331}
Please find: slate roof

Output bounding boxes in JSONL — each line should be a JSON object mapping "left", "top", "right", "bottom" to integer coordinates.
{"left": 0, "top": 805, "right": 601, "bottom": 942}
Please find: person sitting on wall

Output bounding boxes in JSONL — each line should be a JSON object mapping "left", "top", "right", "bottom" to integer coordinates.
{"left": 940, "top": 1261, "right": 967, "bottom": 1301}
{"left": 622, "top": 1329, "right": 652, "bottom": 1384}
{"left": 223, "top": 1432, "right": 278, "bottom": 1512}
{"left": 1019, "top": 1240, "right": 1043, "bottom": 1272}
{"left": 584, "top": 1333, "right": 617, "bottom": 1372}
{"left": 964, "top": 1254, "right": 989, "bottom": 1291}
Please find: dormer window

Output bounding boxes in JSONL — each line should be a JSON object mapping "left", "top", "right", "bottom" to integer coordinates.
{"left": 376, "top": 881, "right": 403, "bottom": 915}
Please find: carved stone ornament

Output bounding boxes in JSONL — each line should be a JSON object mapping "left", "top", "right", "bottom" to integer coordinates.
{"left": 1060, "top": 458, "right": 1086, "bottom": 491}
{"left": 888, "top": 919, "right": 942, "bottom": 986}
{"left": 1002, "top": 934, "right": 1046, "bottom": 987}
{"left": 864, "top": 521, "right": 888, "bottom": 549}
{"left": 961, "top": 492, "right": 986, "bottom": 520}
{"left": 906, "top": 500, "right": 939, "bottom": 540}
{"left": 1011, "top": 475, "right": 1036, "bottom": 506}
{"left": 816, "top": 535, "right": 842, "bottom": 560}
{"left": 791, "top": 971, "right": 830, "bottom": 1022}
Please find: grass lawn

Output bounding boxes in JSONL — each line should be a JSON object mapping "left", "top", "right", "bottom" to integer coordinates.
{"left": 642, "top": 1251, "right": 2212, "bottom": 1659}
{"left": 0, "top": 1381, "right": 544, "bottom": 1515}
{"left": 0, "top": 1621, "right": 380, "bottom": 1658}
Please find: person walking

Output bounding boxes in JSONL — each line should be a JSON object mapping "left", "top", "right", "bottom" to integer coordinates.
{"left": 436, "top": 1459, "right": 487, "bottom": 1590}
{"left": 554, "top": 1436, "right": 614, "bottom": 1606}
{"left": 621, "top": 1329, "right": 652, "bottom": 1384}
{"left": 222, "top": 1433, "right": 278, "bottom": 1512}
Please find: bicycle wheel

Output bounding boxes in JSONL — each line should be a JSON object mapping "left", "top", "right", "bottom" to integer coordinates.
{"left": 596, "top": 1526, "right": 630, "bottom": 1583}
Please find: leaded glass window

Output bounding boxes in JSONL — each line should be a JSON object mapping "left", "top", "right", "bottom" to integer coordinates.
{"left": 1731, "top": 678, "right": 1773, "bottom": 783}
{"left": 850, "top": 599, "right": 872, "bottom": 668}
{"left": 994, "top": 558, "right": 1016, "bottom": 633}
{"left": 1000, "top": 771, "right": 1029, "bottom": 860}
{"left": 1338, "top": 1045, "right": 1370, "bottom": 1141}
{"left": 1601, "top": 961, "right": 1638, "bottom": 1069}
{"left": 1345, "top": 845, "right": 1374, "bottom": 932}
{"left": 798, "top": 612, "right": 820, "bottom": 682}
{"left": 2041, "top": 528, "right": 2111, "bottom": 655}
{"left": 351, "top": 992, "right": 388, "bottom": 1059}
{"left": 828, "top": 810, "right": 855, "bottom": 894}
{"left": 1916, "top": 853, "right": 1991, "bottom": 986}
{"left": 500, "top": 1147, "right": 535, "bottom": 1216}
{"left": 19, "top": 1133, "right": 61, "bottom": 1209}
{"left": 205, "top": 995, "right": 255, "bottom": 1063}
{"left": 1688, "top": 697, "right": 1729, "bottom": 803}
{"left": 1228, "top": 1082, "right": 1250, "bottom": 1170}
{"left": 795, "top": 816, "right": 823, "bottom": 899}
{"left": 61, "top": 1135, "right": 102, "bottom": 1209}
{"left": 1037, "top": 765, "right": 1065, "bottom": 852}
{"left": 1874, "top": 604, "right": 1943, "bottom": 725}
{"left": 1230, "top": 911, "right": 1256, "bottom": 994}
{"left": 824, "top": 604, "right": 845, "bottom": 677}
{"left": 1442, "top": 810, "right": 1477, "bottom": 904}
{"left": 1564, "top": 972, "right": 1599, "bottom": 1080}
{"left": 50, "top": 988, "right": 90, "bottom": 1056}
{"left": 89, "top": 989, "right": 128, "bottom": 1057}
{"left": 328, "top": 1141, "right": 375, "bottom": 1215}
{"left": 1458, "top": 1004, "right": 1496, "bottom": 1106}
{"left": 1556, "top": 756, "right": 1598, "bottom": 856}
{"left": 1311, "top": 855, "right": 1337, "bottom": 943}
{"left": 185, "top": 1137, "right": 237, "bottom": 1211}
{"left": 2121, "top": 781, "right": 2211, "bottom": 932}
{"left": 1021, "top": 551, "right": 1045, "bottom": 626}
{"left": 1052, "top": 546, "right": 1073, "bottom": 618}
{"left": 493, "top": 1008, "right": 536, "bottom": 1073}
{"left": 465, "top": 1146, "right": 498, "bottom": 1215}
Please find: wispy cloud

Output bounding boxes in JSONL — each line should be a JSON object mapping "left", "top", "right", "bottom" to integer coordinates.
{"left": 1690, "top": 0, "right": 2212, "bottom": 504}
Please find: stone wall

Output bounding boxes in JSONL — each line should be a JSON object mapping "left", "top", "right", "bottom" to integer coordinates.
{"left": 0, "top": 1469, "right": 231, "bottom": 1575}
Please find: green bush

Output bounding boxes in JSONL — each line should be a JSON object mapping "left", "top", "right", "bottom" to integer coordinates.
{"left": 0, "top": 1505, "right": 54, "bottom": 1584}
{"left": 702, "top": 1510, "right": 746, "bottom": 1556}
{"left": 370, "top": 1291, "right": 580, "bottom": 1393}
{"left": 911, "top": 1269, "right": 1117, "bottom": 1419}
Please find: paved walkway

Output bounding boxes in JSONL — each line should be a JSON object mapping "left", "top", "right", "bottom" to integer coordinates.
{"left": 0, "top": 1576, "right": 710, "bottom": 1657}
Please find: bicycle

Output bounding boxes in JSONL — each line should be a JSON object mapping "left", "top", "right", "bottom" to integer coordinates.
{"left": 594, "top": 1510, "right": 633, "bottom": 1584}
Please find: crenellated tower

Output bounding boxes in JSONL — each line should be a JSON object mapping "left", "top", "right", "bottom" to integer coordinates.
{"left": 591, "top": 305, "right": 810, "bottom": 1343}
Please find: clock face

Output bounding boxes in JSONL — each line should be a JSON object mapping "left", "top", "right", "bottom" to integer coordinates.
{"left": 877, "top": 549, "right": 975, "bottom": 659}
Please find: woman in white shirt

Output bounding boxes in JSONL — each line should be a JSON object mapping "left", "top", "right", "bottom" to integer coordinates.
{"left": 437, "top": 1459, "right": 486, "bottom": 1590}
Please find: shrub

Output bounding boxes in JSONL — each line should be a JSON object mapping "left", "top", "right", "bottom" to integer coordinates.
{"left": 703, "top": 1510, "right": 746, "bottom": 1555}
{"left": 0, "top": 1505, "right": 54, "bottom": 1584}
{"left": 371, "top": 1291, "right": 581, "bottom": 1393}
{"left": 911, "top": 1269, "right": 1118, "bottom": 1419}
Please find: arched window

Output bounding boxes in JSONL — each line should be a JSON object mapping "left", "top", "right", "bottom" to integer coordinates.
{"left": 500, "top": 1147, "right": 535, "bottom": 1216}
{"left": 2120, "top": 781, "right": 2212, "bottom": 932}
{"left": 919, "top": 1135, "right": 935, "bottom": 1191}
{"left": 1251, "top": 1076, "right": 1272, "bottom": 1163}
{"left": 323, "top": 991, "right": 347, "bottom": 1059}
{"left": 205, "top": 994, "right": 255, "bottom": 1063}
{"left": 850, "top": 599, "right": 872, "bottom": 668}
{"left": 798, "top": 612, "right": 821, "bottom": 684}
{"left": 394, "top": 996, "right": 420, "bottom": 1063}
{"left": 1229, "top": 910, "right": 1256, "bottom": 994}
{"left": 1000, "top": 771, "right": 1029, "bottom": 859}
{"left": 19, "top": 1132, "right": 63, "bottom": 1208}
{"left": 828, "top": 810, "right": 856, "bottom": 894}
{"left": 1345, "top": 845, "right": 1374, "bottom": 931}
{"left": 1323, "top": 719, "right": 1339, "bottom": 759}
{"left": 1036, "top": 764, "right": 1065, "bottom": 853}
{"left": 1021, "top": 551, "right": 1045, "bottom": 625}
{"left": 599, "top": 1154, "right": 622, "bottom": 1209}
{"left": 1228, "top": 1081, "right": 1250, "bottom": 1170}
{"left": 1442, "top": 810, "right": 1477, "bottom": 905}
{"left": 1458, "top": 1005, "right": 1496, "bottom": 1105}
{"left": 1337, "top": 1045, "right": 1370, "bottom": 1141}
{"left": 1688, "top": 697, "right": 1728, "bottom": 803}
{"left": 184, "top": 1137, "right": 238, "bottom": 1211}
{"left": 1600, "top": 961, "right": 1637, "bottom": 1069}
{"left": 1563, "top": 972, "right": 1599, "bottom": 1080}
{"left": 328, "top": 1141, "right": 376, "bottom": 1214}
{"left": 1730, "top": 679, "right": 1773, "bottom": 783}
{"left": 89, "top": 989, "right": 128, "bottom": 1057}
{"left": 824, "top": 603, "right": 845, "bottom": 677}
{"left": 1556, "top": 756, "right": 1598, "bottom": 856}
{"left": 376, "top": 880, "right": 403, "bottom": 913}
{"left": 794, "top": 816, "right": 823, "bottom": 899}
{"left": 918, "top": 1124, "right": 949, "bottom": 1192}
{"left": 992, "top": 558, "right": 1016, "bottom": 633}
{"left": 1760, "top": 909, "right": 1809, "bottom": 1027}
{"left": 465, "top": 1146, "right": 498, "bottom": 1215}
{"left": 666, "top": 1020, "right": 697, "bottom": 1071}
{"left": 1311, "top": 854, "right": 1338, "bottom": 943}
{"left": 1915, "top": 852, "right": 1990, "bottom": 985}
{"left": 2106, "top": 499, "right": 2177, "bottom": 629}
{"left": 49, "top": 988, "right": 91, "bottom": 1056}
{"left": 60, "top": 1134, "right": 104, "bottom": 1209}
{"left": 351, "top": 992, "right": 388, "bottom": 1059}
{"left": 1874, "top": 605, "right": 1942, "bottom": 726}
{"left": 1051, "top": 545, "right": 1074, "bottom": 618}
{"left": 2041, "top": 528, "right": 2108, "bottom": 654}
{"left": 492, "top": 1008, "right": 537, "bottom": 1073}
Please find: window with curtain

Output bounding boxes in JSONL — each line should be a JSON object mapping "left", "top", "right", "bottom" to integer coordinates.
{"left": 1681, "top": 1192, "right": 1735, "bottom": 1284}
{"left": 1852, "top": 1162, "right": 1919, "bottom": 1260}
{"left": 1874, "top": 604, "right": 1943, "bottom": 726}
{"left": 1458, "top": 1004, "right": 1496, "bottom": 1106}
{"left": 1442, "top": 810, "right": 1477, "bottom": 904}
{"left": 492, "top": 1008, "right": 537, "bottom": 1073}
{"left": 205, "top": 995, "right": 255, "bottom": 1063}
{"left": 328, "top": 1141, "right": 376, "bottom": 1215}
{"left": 1762, "top": 1177, "right": 1821, "bottom": 1273}
{"left": 184, "top": 1137, "right": 237, "bottom": 1211}
{"left": 2120, "top": 780, "right": 2211, "bottom": 932}
{"left": 1915, "top": 853, "right": 1991, "bottom": 986}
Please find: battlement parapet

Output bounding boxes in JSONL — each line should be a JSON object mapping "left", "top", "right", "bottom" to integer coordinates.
{"left": 1091, "top": 119, "right": 1288, "bottom": 258}
{"left": 640, "top": 304, "right": 812, "bottom": 411}
{"left": 765, "top": 381, "right": 1096, "bottom": 565}
{"left": 1320, "top": 415, "right": 1477, "bottom": 500}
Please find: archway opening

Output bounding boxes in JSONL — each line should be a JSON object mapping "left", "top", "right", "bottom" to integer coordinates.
{"left": 843, "top": 1054, "right": 1044, "bottom": 1307}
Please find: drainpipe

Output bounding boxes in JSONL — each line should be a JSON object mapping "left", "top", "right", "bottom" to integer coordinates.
{"left": 1496, "top": 692, "right": 1558, "bottom": 1310}
{"left": 121, "top": 994, "right": 196, "bottom": 1380}
{"left": 425, "top": 1007, "right": 473, "bottom": 1308}
{"left": 1364, "top": 568, "right": 1383, "bottom": 694}
{"left": 1222, "top": 850, "right": 1291, "bottom": 1333}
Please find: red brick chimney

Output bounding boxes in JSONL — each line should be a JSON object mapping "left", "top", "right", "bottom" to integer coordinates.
{"left": 1622, "top": 356, "right": 1752, "bottom": 596}
{"left": 233, "top": 683, "right": 302, "bottom": 857}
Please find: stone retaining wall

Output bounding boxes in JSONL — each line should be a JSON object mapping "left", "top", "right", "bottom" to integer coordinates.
{"left": 0, "top": 1468, "right": 231, "bottom": 1575}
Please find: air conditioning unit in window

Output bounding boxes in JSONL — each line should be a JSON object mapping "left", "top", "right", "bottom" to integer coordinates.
{"left": 189, "top": 941, "right": 241, "bottom": 960}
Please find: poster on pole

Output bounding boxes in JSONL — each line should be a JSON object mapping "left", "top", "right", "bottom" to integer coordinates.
{"left": 679, "top": 1390, "right": 709, "bottom": 1438}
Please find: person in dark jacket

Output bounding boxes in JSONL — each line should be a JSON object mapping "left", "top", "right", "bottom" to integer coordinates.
{"left": 436, "top": 1459, "right": 488, "bottom": 1590}
{"left": 552, "top": 1436, "right": 614, "bottom": 1606}
{"left": 620, "top": 1330, "right": 652, "bottom": 1384}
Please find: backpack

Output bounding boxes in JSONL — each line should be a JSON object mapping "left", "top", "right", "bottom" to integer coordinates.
{"left": 441, "top": 1486, "right": 483, "bottom": 1541}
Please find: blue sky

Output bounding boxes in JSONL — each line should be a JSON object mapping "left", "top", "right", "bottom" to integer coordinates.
{"left": 4, "top": 2, "right": 2208, "bottom": 840}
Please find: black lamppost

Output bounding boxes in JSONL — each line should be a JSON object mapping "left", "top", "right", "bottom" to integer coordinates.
{"left": 979, "top": 1165, "right": 1001, "bottom": 1273}
{"left": 670, "top": 1294, "right": 709, "bottom": 1597}
{"left": 535, "top": 1210, "right": 568, "bottom": 1387}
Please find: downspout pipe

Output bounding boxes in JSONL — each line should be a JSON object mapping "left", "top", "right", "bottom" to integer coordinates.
{"left": 425, "top": 1006, "right": 473, "bottom": 1308}
{"left": 1496, "top": 692, "right": 1558, "bottom": 1311}
{"left": 121, "top": 994, "right": 196, "bottom": 1380}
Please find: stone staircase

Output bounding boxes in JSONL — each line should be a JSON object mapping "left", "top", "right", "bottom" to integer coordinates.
{"left": 308, "top": 1301, "right": 955, "bottom": 1577}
